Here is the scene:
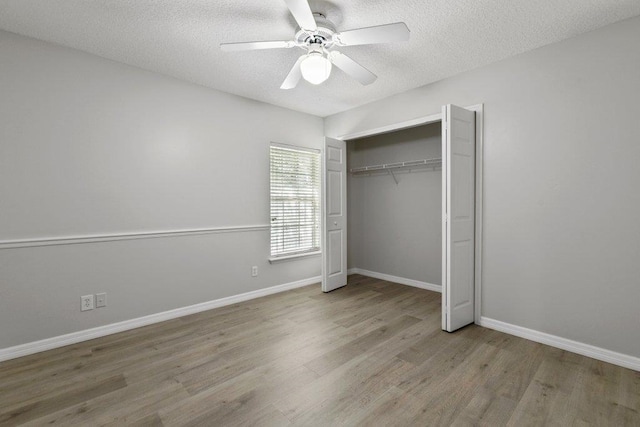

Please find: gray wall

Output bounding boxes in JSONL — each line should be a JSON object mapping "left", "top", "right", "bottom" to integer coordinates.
{"left": 347, "top": 124, "right": 441, "bottom": 285}
{"left": 327, "top": 16, "right": 640, "bottom": 359}
{"left": 0, "top": 30, "right": 323, "bottom": 349}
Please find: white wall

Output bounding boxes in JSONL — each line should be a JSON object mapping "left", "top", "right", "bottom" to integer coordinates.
{"left": 0, "top": 30, "right": 323, "bottom": 349}
{"left": 327, "top": 16, "right": 640, "bottom": 359}
{"left": 347, "top": 124, "right": 441, "bottom": 285}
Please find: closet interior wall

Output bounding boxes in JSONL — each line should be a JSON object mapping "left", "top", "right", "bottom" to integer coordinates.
{"left": 347, "top": 122, "right": 442, "bottom": 286}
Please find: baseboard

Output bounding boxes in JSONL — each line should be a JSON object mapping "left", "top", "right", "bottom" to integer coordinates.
{"left": 9, "top": 278, "right": 636, "bottom": 373}
{"left": 0, "top": 276, "right": 321, "bottom": 363}
{"left": 348, "top": 268, "right": 441, "bottom": 293}
{"left": 479, "top": 317, "right": 640, "bottom": 372}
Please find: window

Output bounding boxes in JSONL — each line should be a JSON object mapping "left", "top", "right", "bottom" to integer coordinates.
{"left": 270, "top": 143, "right": 321, "bottom": 258}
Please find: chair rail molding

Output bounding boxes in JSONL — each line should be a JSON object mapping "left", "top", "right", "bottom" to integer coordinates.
{"left": 0, "top": 225, "right": 270, "bottom": 250}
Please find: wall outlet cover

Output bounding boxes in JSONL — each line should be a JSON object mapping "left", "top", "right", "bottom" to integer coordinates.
{"left": 251, "top": 266, "right": 258, "bottom": 277}
{"left": 81, "top": 295, "right": 94, "bottom": 311}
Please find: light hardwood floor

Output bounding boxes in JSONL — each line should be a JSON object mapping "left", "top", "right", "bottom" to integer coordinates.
{"left": 0, "top": 274, "right": 638, "bottom": 426}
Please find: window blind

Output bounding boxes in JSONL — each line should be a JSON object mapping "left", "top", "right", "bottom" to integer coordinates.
{"left": 270, "top": 144, "right": 321, "bottom": 257}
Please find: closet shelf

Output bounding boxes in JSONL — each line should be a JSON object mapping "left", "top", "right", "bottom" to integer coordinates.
{"left": 349, "top": 158, "right": 442, "bottom": 175}
{"left": 349, "top": 158, "right": 442, "bottom": 185}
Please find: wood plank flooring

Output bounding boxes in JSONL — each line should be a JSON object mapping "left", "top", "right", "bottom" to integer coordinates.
{"left": 0, "top": 274, "right": 638, "bottom": 426}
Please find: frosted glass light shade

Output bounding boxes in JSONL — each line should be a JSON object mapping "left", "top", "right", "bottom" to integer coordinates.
{"left": 300, "top": 52, "right": 332, "bottom": 85}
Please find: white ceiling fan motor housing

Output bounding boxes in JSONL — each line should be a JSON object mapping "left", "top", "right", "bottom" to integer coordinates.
{"left": 294, "top": 13, "right": 337, "bottom": 50}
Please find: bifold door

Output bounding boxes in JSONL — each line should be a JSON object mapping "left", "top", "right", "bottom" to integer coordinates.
{"left": 322, "top": 137, "right": 347, "bottom": 292}
{"left": 442, "top": 104, "right": 476, "bottom": 332}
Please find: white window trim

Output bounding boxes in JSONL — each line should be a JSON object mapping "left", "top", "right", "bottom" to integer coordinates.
{"left": 270, "top": 141, "right": 320, "bottom": 154}
{"left": 269, "top": 142, "right": 322, "bottom": 259}
{"left": 268, "top": 250, "right": 322, "bottom": 264}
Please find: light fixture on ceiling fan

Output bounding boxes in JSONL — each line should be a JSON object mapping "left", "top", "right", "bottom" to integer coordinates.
{"left": 220, "top": 0, "right": 410, "bottom": 88}
{"left": 299, "top": 44, "right": 332, "bottom": 85}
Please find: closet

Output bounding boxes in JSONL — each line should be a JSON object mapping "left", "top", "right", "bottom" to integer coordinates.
{"left": 323, "top": 104, "right": 480, "bottom": 332}
{"left": 346, "top": 122, "right": 442, "bottom": 290}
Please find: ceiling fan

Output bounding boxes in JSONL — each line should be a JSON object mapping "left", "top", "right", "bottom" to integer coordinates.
{"left": 220, "top": 0, "right": 410, "bottom": 89}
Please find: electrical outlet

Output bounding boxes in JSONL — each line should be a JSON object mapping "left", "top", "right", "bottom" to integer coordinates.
{"left": 96, "top": 293, "right": 107, "bottom": 308}
{"left": 251, "top": 266, "right": 258, "bottom": 277}
{"left": 81, "top": 295, "right": 94, "bottom": 311}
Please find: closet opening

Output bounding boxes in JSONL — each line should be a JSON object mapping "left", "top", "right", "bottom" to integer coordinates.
{"left": 346, "top": 122, "right": 443, "bottom": 294}
{"left": 322, "top": 104, "right": 483, "bottom": 332}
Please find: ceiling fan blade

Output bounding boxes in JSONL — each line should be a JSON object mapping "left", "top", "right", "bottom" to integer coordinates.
{"left": 280, "top": 56, "right": 306, "bottom": 90}
{"left": 283, "top": 0, "right": 317, "bottom": 31}
{"left": 336, "top": 22, "right": 410, "bottom": 46}
{"left": 329, "top": 51, "right": 377, "bottom": 85}
{"left": 220, "top": 40, "right": 295, "bottom": 52}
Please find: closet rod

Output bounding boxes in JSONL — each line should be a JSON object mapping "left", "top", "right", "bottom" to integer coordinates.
{"left": 349, "top": 157, "right": 442, "bottom": 174}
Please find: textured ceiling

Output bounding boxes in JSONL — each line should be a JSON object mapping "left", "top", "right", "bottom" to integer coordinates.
{"left": 1, "top": 0, "right": 639, "bottom": 117}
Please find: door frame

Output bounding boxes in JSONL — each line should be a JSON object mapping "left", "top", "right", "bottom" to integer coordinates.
{"left": 334, "top": 104, "right": 484, "bottom": 324}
